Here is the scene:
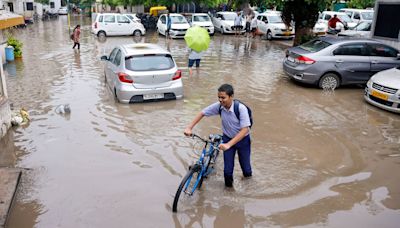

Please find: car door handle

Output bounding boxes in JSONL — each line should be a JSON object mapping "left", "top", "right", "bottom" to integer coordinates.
{"left": 371, "top": 61, "right": 378, "bottom": 64}
{"left": 335, "top": 60, "right": 343, "bottom": 63}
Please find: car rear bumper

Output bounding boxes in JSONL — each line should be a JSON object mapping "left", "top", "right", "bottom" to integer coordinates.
{"left": 364, "top": 86, "right": 400, "bottom": 113}
{"left": 282, "top": 60, "right": 320, "bottom": 85}
{"left": 116, "top": 80, "right": 184, "bottom": 103}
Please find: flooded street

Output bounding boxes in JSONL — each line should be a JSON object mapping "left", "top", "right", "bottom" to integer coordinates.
{"left": 1, "top": 15, "right": 400, "bottom": 227}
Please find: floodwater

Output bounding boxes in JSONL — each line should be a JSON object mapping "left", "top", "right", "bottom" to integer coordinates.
{"left": 1, "top": 15, "right": 400, "bottom": 228}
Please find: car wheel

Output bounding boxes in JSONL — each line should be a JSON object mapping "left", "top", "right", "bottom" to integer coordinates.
{"left": 319, "top": 73, "right": 340, "bottom": 90}
{"left": 98, "top": 31, "right": 106, "bottom": 37}
{"left": 133, "top": 30, "right": 142, "bottom": 36}
{"left": 220, "top": 26, "right": 224, "bottom": 34}
{"left": 267, "top": 30, "right": 273, "bottom": 40}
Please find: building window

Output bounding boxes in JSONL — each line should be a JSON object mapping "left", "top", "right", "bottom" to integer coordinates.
{"left": 26, "top": 2, "right": 33, "bottom": 11}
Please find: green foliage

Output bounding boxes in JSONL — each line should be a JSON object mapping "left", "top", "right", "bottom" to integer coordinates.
{"left": 6, "top": 36, "right": 23, "bottom": 58}
{"left": 347, "top": 0, "right": 375, "bottom": 9}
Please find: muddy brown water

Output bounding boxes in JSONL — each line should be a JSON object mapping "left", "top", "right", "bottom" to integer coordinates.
{"left": 1, "top": 16, "right": 399, "bottom": 228}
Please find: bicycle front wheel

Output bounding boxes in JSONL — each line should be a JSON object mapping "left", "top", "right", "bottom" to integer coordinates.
{"left": 172, "top": 165, "right": 201, "bottom": 212}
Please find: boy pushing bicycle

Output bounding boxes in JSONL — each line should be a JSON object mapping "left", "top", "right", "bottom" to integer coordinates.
{"left": 184, "top": 84, "right": 252, "bottom": 187}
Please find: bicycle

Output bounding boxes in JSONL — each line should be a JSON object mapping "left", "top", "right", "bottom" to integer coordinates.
{"left": 172, "top": 133, "right": 222, "bottom": 213}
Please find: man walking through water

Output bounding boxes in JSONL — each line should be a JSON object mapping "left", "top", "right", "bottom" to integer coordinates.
{"left": 72, "top": 25, "right": 81, "bottom": 50}
{"left": 184, "top": 84, "right": 252, "bottom": 187}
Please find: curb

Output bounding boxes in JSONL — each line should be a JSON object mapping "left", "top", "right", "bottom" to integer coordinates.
{"left": 0, "top": 168, "right": 22, "bottom": 228}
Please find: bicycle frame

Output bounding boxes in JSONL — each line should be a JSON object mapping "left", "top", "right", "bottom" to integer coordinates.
{"left": 183, "top": 134, "right": 221, "bottom": 195}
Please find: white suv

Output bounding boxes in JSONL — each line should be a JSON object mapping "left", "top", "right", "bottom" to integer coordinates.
{"left": 92, "top": 13, "right": 146, "bottom": 37}
{"left": 256, "top": 11, "right": 294, "bottom": 40}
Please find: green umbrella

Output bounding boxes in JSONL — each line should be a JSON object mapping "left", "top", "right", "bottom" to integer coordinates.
{"left": 184, "top": 26, "right": 210, "bottom": 52}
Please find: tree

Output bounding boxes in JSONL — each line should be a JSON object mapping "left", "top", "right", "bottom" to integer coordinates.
{"left": 347, "top": 0, "right": 375, "bottom": 8}
{"left": 282, "top": 0, "right": 325, "bottom": 46}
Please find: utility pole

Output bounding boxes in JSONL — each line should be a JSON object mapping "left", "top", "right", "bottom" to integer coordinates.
{"left": 67, "top": 0, "right": 71, "bottom": 33}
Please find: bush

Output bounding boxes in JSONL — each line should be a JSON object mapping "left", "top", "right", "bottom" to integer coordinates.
{"left": 7, "top": 36, "right": 23, "bottom": 58}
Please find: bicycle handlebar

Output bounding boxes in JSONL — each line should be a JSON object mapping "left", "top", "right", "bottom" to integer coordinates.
{"left": 189, "top": 133, "right": 222, "bottom": 146}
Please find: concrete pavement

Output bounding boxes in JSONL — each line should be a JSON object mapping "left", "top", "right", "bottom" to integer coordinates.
{"left": 0, "top": 168, "right": 21, "bottom": 228}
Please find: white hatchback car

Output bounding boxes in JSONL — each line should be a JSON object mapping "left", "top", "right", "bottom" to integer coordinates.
{"left": 92, "top": 13, "right": 146, "bottom": 37}
{"left": 256, "top": 11, "right": 294, "bottom": 40}
{"left": 157, "top": 13, "right": 190, "bottom": 38}
{"left": 101, "top": 43, "right": 183, "bottom": 103}
{"left": 190, "top": 13, "right": 214, "bottom": 35}
{"left": 58, "top": 7, "right": 68, "bottom": 15}
{"left": 212, "top": 11, "right": 245, "bottom": 34}
{"left": 364, "top": 66, "right": 400, "bottom": 113}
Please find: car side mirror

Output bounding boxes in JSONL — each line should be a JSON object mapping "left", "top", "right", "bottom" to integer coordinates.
{"left": 100, "top": 56, "right": 108, "bottom": 61}
{"left": 397, "top": 53, "right": 400, "bottom": 60}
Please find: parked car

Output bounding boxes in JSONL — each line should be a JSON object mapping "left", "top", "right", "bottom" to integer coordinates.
{"left": 58, "top": 7, "right": 68, "bottom": 15}
{"left": 338, "top": 21, "right": 372, "bottom": 38}
{"left": 123, "top": 13, "right": 141, "bottom": 23}
{"left": 157, "top": 13, "right": 190, "bottom": 38}
{"left": 364, "top": 66, "right": 400, "bottom": 113}
{"left": 190, "top": 13, "right": 214, "bottom": 35}
{"left": 317, "top": 11, "right": 357, "bottom": 31}
{"left": 101, "top": 43, "right": 183, "bottom": 103}
{"left": 283, "top": 37, "right": 400, "bottom": 89}
{"left": 313, "top": 22, "right": 327, "bottom": 36}
{"left": 338, "top": 8, "right": 374, "bottom": 24}
{"left": 212, "top": 11, "right": 245, "bottom": 34}
{"left": 92, "top": 13, "right": 146, "bottom": 37}
{"left": 256, "top": 11, "right": 294, "bottom": 40}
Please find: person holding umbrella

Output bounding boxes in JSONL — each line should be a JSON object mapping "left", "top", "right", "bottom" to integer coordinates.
{"left": 184, "top": 26, "right": 210, "bottom": 75}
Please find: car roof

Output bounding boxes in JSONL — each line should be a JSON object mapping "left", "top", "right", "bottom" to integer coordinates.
{"left": 161, "top": 13, "right": 184, "bottom": 17}
{"left": 259, "top": 11, "right": 281, "bottom": 16}
{"left": 120, "top": 43, "right": 170, "bottom": 56}
{"left": 339, "top": 8, "right": 374, "bottom": 12}
{"left": 193, "top": 13, "right": 209, "bottom": 16}
{"left": 317, "top": 36, "right": 382, "bottom": 45}
{"left": 322, "top": 11, "right": 349, "bottom": 16}
{"left": 217, "top": 11, "right": 236, "bottom": 14}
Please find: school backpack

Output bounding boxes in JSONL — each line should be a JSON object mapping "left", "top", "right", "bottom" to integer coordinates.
{"left": 219, "top": 100, "right": 253, "bottom": 128}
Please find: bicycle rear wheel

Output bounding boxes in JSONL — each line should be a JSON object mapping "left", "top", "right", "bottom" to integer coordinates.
{"left": 172, "top": 165, "right": 201, "bottom": 212}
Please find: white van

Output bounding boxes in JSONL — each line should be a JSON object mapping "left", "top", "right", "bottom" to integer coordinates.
{"left": 92, "top": 13, "right": 146, "bottom": 37}
{"left": 338, "top": 8, "right": 374, "bottom": 24}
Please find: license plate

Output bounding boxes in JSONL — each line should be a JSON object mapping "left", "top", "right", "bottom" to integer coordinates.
{"left": 143, "top": 93, "right": 164, "bottom": 100}
{"left": 371, "top": 90, "right": 388, "bottom": 100}
{"left": 316, "top": 32, "right": 326, "bottom": 35}
{"left": 283, "top": 31, "right": 291, "bottom": 36}
{"left": 287, "top": 56, "right": 295, "bottom": 62}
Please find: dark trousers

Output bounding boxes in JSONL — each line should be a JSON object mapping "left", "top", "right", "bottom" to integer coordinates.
{"left": 222, "top": 134, "right": 252, "bottom": 187}
{"left": 73, "top": 42, "right": 80, "bottom": 49}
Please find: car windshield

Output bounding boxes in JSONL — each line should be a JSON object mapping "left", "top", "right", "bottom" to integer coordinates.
{"left": 267, "top": 15, "right": 283, "bottom": 23}
{"left": 193, "top": 15, "right": 210, "bottom": 22}
{"left": 353, "top": 22, "right": 371, "bottom": 31}
{"left": 126, "top": 15, "right": 134, "bottom": 20}
{"left": 171, "top": 16, "right": 187, "bottom": 24}
{"left": 222, "top": 13, "right": 236, "bottom": 20}
{"left": 299, "top": 39, "right": 332, "bottom": 52}
{"left": 125, "top": 55, "right": 174, "bottom": 71}
{"left": 361, "top": 12, "right": 373, "bottom": 20}
{"left": 337, "top": 14, "right": 352, "bottom": 23}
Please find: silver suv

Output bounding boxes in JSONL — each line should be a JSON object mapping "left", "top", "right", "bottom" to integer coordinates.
{"left": 101, "top": 43, "right": 183, "bottom": 103}
{"left": 283, "top": 37, "right": 400, "bottom": 89}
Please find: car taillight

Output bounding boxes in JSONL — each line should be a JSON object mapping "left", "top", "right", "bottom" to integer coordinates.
{"left": 172, "top": 70, "right": 182, "bottom": 80}
{"left": 118, "top": 72, "right": 133, "bottom": 83}
{"left": 296, "top": 56, "right": 315, "bottom": 64}
{"left": 94, "top": 22, "right": 97, "bottom": 29}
